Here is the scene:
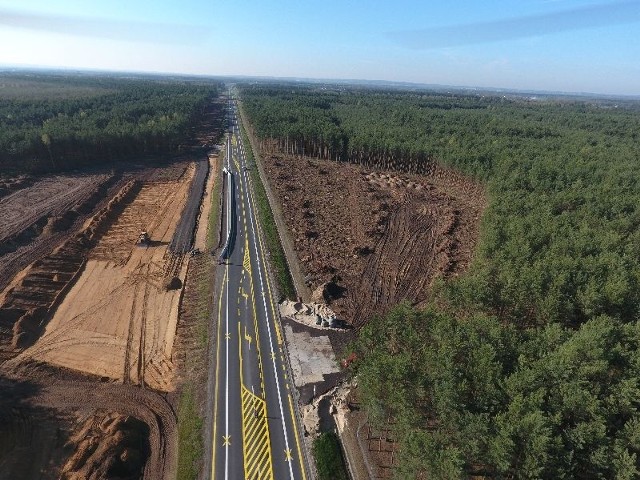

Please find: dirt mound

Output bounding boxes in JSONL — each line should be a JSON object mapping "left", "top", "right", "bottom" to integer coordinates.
{"left": 11, "top": 307, "right": 47, "bottom": 349}
{"left": 42, "top": 210, "right": 79, "bottom": 235}
{"left": 312, "top": 279, "right": 347, "bottom": 304}
{"left": 262, "top": 154, "right": 485, "bottom": 327}
{"left": 61, "top": 411, "right": 149, "bottom": 480}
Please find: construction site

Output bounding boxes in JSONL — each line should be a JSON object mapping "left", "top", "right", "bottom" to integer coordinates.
{"left": 0, "top": 104, "right": 222, "bottom": 478}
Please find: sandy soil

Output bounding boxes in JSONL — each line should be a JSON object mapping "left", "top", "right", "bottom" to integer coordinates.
{"left": 14, "top": 167, "right": 194, "bottom": 392}
{"left": 0, "top": 172, "right": 118, "bottom": 292}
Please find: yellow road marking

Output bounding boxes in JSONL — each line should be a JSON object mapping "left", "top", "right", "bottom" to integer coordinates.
{"left": 243, "top": 239, "right": 252, "bottom": 272}
{"left": 239, "top": 322, "right": 274, "bottom": 480}
{"left": 289, "top": 393, "right": 308, "bottom": 480}
{"left": 285, "top": 449, "right": 292, "bottom": 462}
{"left": 211, "top": 267, "right": 228, "bottom": 478}
{"left": 241, "top": 385, "right": 273, "bottom": 480}
{"left": 223, "top": 435, "right": 231, "bottom": 446}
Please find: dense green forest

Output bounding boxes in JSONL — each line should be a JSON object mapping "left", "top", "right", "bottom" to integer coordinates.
{"left": 240, "top": 85, "right": 640, "bottom": 478}
{"left": 0, "top": 73, "right": 219, "bottom": 173}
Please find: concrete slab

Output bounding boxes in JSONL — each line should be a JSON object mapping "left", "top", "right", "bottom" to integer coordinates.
{"left": 284, "top": 324, "right": 340, "bottom": 387}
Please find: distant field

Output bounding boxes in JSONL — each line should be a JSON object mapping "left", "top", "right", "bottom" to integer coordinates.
{"left": 0, "top": 75, "right": 112, "bottom": 100}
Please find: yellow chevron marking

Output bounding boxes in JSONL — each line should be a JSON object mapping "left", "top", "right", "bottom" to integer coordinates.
{"left": 243, "top": 239, "right": 252, "bottom": 273}
{"left": 241, "top": 385, "right": 274, "bottom": 480}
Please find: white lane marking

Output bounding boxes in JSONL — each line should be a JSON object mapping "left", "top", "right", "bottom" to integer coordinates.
{"left": 239, "top": 132, "right": 295, "bottom": 479}
{"left": 224, "top": 136, "right": 231, "bottom": 480}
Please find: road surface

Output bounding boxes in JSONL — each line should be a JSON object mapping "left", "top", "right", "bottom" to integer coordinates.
{"left": 209, "top": 96, "right": 310, "bottom": 480}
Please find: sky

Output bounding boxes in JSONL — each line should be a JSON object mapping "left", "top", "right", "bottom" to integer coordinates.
{"left": 0, "top": 0, "right": 639, "bottom": 95}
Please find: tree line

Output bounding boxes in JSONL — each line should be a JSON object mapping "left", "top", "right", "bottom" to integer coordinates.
{"left": 240, "top": 83, "right": 640, "bottom": 478}
{"left": 0, "top": 74, "right": 220, "bottom": 173}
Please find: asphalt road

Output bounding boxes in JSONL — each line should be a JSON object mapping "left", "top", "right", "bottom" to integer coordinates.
{"left": 209, "top": 97, "right": 310, "bottom": 480}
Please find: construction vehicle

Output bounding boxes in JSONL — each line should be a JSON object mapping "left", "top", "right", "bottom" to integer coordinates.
{"left": 137, "top": 231, "right": 150, "bottom": 246}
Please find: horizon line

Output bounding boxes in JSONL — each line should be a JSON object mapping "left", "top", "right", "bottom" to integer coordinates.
{"left": 1, "top": 63, "right": 639, "bottom": 101}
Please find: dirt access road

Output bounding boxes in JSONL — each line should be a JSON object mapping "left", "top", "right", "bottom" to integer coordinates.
{"left": 12, "top": 163, "right": 195, "bottom": 392}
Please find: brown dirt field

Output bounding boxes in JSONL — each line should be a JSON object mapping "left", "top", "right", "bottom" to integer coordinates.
{"left": 0, "top": 172, "right": 119, "bottom": 292}
{"left": 12, "top": 164, "right": 195, "bottom": 392}
{"left": 0, "top": 179, "right": 140, "bottom": 356}
{"left": 0, "top": 173, "right": 109, "bottom": 242}
{"left": 261, "top": 153, "right": 485, "bottom": 328}
{"left": 0, "top": 366, "right": 177, "bottom": 480}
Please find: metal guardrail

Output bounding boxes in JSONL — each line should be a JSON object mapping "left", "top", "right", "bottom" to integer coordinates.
{"left": 218, "top": 168, "right": 235, "bottom": 262}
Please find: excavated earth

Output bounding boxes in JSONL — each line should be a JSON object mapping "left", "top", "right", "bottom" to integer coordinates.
{"left": 262, "top": 153, "right": 485, "bottom": 328}
{"left": 0, "top": 161, "right": 214, "bottom": 479}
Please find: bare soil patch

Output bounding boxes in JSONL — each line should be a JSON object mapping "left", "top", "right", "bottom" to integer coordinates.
{"left": 262, "top": 154, "right": 485, "bottom": 328}
{"left": 12, "top": 164, "right": 195, "bottom": 391}
{"left": 0, "top": 172, "right": 121, "bottom": 292}
{"left": 0, "top": 159, "right": 214, "bottom": 479}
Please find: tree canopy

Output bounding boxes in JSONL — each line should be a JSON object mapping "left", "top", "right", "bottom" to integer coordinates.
{"left": 240, "top": 84, "right": 640, "bottom": 478}
{"left": 0, "top": 73, "right": 220, "bottom": 173}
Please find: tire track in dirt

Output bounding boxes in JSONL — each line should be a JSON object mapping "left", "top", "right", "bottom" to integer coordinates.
{"left": 29, "top": 377, "right": 177, "bottom": 480}
{"left": 261, "top": 153, "right": 485, "bottom": 327}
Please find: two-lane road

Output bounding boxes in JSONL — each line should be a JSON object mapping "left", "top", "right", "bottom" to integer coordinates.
{"left": 209, "top": 97, "right": 309, "bottom": 480}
